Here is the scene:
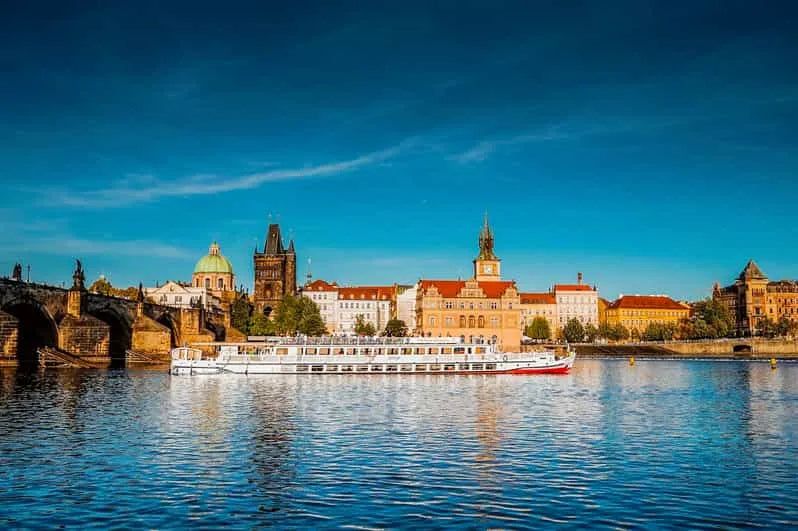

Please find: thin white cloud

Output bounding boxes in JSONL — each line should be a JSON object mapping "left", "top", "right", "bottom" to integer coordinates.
{"left": 10, "top": 237, "right": 190, "bottom": 259}
{"left": 45, "top": 141, "right": 413, "bottom": 208}
{"left": 450, "top": 130, "right": 568, "bottom": 164}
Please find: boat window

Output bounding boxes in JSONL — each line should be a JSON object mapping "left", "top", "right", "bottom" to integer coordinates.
{"left": 326, "top": 365, "right": 338, "bottom": 372}
{"left": 386, "top": 365, "right": 398, "bottom": 372}
{"left": 415, "top": 348, "right": 425, "bottom": 354}
{"left": 471, "top": 363, "right": 483, "bottom": 371}
{"left": 371, "top": 365, "right": 384, "bottom": 372}
{"left": 429, "top": 364, "right": 441, "bottom": 371}
{"left": 375, "top": 348, "right": 383, "bottom": 355}
{"left": 485, "top": 363, "right": 496, "bottom": 370}
{"left": 357, "top": 365, "right": 369, "bottom": 372}
{"left": 276, "top": 348, "right": 289, "bottom": 355}
{"left": 458, "top": 364, "right": 470, "bottom": 371}
{"left": 296, "top": 365, "right": 309, "bottom": 372}
{"left": 415, "top": 364, "right": 427, "bottom": 371}
{"left": 453, "top": 347, "right": 465, "bottom": 354}
{"left": 476, "top": 347, "right": 486, "bottom": 354}
{"left": 442, "top": 348, "right": 453, "bottom": 354}
{"left": 444, "top": 364, "right": 455, "bottom": 371}
{"left": 318, "top": 348, "right": 329, "bottom": 355}
{"left": 428, "top": 347, "right": 439, "bottom": 355}
{"left": 389, "top": 348, "right": 398, "bottom": 355}
{"left": 311, "top": 365, "right": 324, "bottom": 372}
{"left": 400, "top": 364, "right": 412, "bottom": 372}
{"left": 345, "top": 348, "right": 354, "bottom": 355}
{"left": 341, "top": 365, "right": 354, "bottom": 372}
{"left": 305, "top": 348, "right": 317, "bottom": 355}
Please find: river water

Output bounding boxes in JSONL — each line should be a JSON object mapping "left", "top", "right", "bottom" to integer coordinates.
{"left": 1, "top": 359, "right": 796, "bottom": 529}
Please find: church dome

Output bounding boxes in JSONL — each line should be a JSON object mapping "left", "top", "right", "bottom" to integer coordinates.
{"left": 194, "top": 242, "right": 234, "bottom": 274}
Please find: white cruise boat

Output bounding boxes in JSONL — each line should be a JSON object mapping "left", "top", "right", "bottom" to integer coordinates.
{"left": 170, "top": 336, "right": 575, "bottom": 376}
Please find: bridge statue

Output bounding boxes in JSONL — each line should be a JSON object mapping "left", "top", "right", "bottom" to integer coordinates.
{"left": 72, "top": 259, "right": 85, "bottom": 290}
{"left": 11, "top": 263, "right": 22, "bottom": 282}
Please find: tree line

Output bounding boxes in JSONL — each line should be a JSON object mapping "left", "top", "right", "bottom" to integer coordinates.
{"left": 231, "top": 292, "right": 409, "bottom": 337}
{"left": 525, "top": 298, "right": 798, "bottom": 343}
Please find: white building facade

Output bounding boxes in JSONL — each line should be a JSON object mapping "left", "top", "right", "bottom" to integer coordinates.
{"left": 143, "top": 281, "right": 220, "bottom": 310}
{"left": 553, "top": 274, "right": 599, "bottom": 332}
{"left": 396, "top": 284, "right": 417, "bottom": 333}
{"left": 301, "top": 280, "right": 394, "bottom": 335}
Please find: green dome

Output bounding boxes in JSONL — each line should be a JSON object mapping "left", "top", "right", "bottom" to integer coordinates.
{"left": 194, "top": 242, "right": 234, "bottom": 274}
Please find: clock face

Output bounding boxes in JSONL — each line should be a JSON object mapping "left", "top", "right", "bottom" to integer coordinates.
{"left": 484, "top": 264, "right": 493, "bottom": 273}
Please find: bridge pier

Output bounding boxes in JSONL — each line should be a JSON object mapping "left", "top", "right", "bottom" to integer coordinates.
{"left": 0, "top": 310, "right": 19, "bottom": 367}
{"left": 58, "top": 274, "right": 111, "bottom": 366}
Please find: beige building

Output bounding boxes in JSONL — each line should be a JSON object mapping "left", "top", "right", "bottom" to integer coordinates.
{"left": 416, "top": 214, "right": 521, "bottom": 351}
{"left": 519, "top": 292, "right": 557, "bottom": 337}
{"left": 714, "top": 260, "right": 798, "bottom": 336}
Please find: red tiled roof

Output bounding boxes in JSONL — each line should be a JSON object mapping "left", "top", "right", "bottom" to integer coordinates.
{"left": 338, "top": 286, "right": 394, "bottom": 301}
{"left": 553, "top": 284, "right": 594, "bottom": 292}
{"left": 304, "top": 279, "right": 338, "bottom": 291}
{"left": 607, "top": 295, "right": 689, "bottom": 310}
{"left": 419, "top": 280, "right": 516, "bottom": 298}
{"left": 519, "top": 292, "right": 556, "bottom": 305}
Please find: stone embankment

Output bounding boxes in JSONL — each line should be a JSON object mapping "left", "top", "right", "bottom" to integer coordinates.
{"left": 574, "top": 339, "right": 798, "bottom": 359}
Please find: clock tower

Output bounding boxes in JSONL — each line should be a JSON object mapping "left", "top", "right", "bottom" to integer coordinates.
{"left": 473, "top": 212, "right": 501, "bottom": 281}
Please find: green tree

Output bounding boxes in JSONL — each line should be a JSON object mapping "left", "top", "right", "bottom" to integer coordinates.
{"left": 230, "top": 292, "right": 252, "bottom": 334}
{"left": 562, "top": 318, "right": 585, "bottom": 343}
{"left": 354, "top": 314, "right": 377, "bottom": 336}
{"left": 524, "top": 317, "right": 551, "bottom": 340}
{"left": 384, "top": 319, "right": 408, "bottom": 337}
{"left": 598, "top": 322, "right": 614, "bottom": 340}
{"left": 584, "top": 323, "right": 599, "bottom": 342}
{"left": 248, "top": 313, "right": 276, "bottom": 336}
{"left": 89, "top": 277, "right": 113, "bottom": 295}
{"left": 775, "top": 316, "right": 792, "bottom": 338}
{"left": 692, "top": 298, "right": 734, "bottom": 338}
{"left": 643, "top": 322, "right": 677, "bottom": 341}
{"left": 761, "top": 317, "right": 778, "bottom": 338}
{"left": 273, "top": 295, "right": 328, "bottom": 336}
{"left": 615, "top": 324, "right": 630, "bottom": 341}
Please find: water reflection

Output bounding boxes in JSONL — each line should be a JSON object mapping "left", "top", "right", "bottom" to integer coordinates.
{"left": 0, "top": 361, "right": 796, "bottom": 528}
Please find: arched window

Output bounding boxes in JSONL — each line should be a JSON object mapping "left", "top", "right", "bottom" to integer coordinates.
{"left": 217, "top": 278, "right": 224, "bottom": 290}
{"left": 195, "top": 279, "right": 199, "bottom": 287}
{"left": 468, "top": 316, "right": 476, "bottom": 328}
{"left": 478, "top": 316, "right": 485, "bottom": 328}
{"left": 459, "top": 315, "right": 466, "bottom": 328}
{"left": 204, "top": 278, "right": 210, "bottom": 289}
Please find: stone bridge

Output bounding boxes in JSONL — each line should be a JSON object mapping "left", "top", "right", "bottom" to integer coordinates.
{"left": 0, "top": 264, "right": 233, "bottom": 368}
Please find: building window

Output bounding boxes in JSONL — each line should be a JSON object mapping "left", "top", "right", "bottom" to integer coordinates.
{"left": 217, "top": 278, "right": 224, "bottom": 290}
{"left": 430, "top": 316, "right": 437, "bottom": 327}
{"left": 490, "top": 302, "right": 498, "bottom": 310}
{"left": 204, "top": 278, "right": 210, "bottom": 289}
{"left": 478, "top": 316, "right": 485, "bottom": 328}
{"left": 468, "top": 316, "right": 476, "bottom": 328}
{"left": 459, "top": 315, "right": 466, "bottom": 328}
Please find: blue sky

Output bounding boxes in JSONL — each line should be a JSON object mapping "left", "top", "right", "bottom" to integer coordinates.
{"left": 2, "top": 1, "right": 797, "bottom": 300}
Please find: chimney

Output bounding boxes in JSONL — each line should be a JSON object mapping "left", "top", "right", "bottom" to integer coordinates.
{"left": 578, "top": 272, "right": 583, "bottom": 285}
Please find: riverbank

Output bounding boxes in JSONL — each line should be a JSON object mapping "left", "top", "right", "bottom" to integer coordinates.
{"left": 574, "top": 344, "right": 798, "bottom": 360}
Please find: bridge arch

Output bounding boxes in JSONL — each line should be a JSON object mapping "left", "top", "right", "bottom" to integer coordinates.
{"left": 733, "top": 344, "right": 753, "bottom": 353}
{"left": 89, "top": 308, "right": 132, "bottom": 368}
{"left": 155, "top": 312, "right": 181, "bottom": 348}
{"left": 1, "top": 299, "right": 58, "bottom": 366}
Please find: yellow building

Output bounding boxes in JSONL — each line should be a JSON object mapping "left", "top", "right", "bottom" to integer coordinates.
{"left": 605, "top": 295, "right": 690, "bottom": 335}
{"left": 416, "top": 214, "right": 521, "bottom": 351}
{"left": 597, "top": 297, "right": 610, "bottom": 326}
{"left": 713, "top": 260, "right": 798, "bottom": 336}
{"left": 519, "top": 292, "right": 557, "bottom": 338}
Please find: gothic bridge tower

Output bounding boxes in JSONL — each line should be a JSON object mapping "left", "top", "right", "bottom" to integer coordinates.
{"left": 253, "top": 222, "right": 296, "bottom": 316}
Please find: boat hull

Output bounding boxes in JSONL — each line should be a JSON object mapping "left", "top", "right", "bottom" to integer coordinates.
{"left": 171, "top": 354, "right": 575, "bottom": 376}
